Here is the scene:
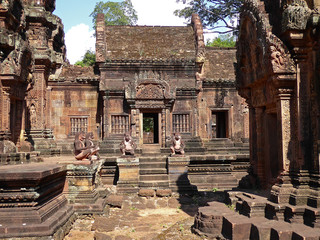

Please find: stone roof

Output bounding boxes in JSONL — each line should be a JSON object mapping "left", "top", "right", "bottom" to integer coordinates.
{"left": 203, "top": 47, "right": 236, "bottom": 81}
{"left": 55, "top": 65, "right": 99, "bottom": 82}
{"left": 105, "top": 26, "right": 196, "bottom": 61}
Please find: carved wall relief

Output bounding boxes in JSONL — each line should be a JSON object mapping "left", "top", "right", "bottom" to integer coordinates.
{"left": 282, "top": 0, "right": 312, "bottom": 31}
{"left": 136, "top": 84, "right": 164, "bottom": 100}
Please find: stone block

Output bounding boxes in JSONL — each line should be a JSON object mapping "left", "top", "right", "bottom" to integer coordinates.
{"left": 156, "top": 189, "right": 172, "bottom": 197}
{"left": 94, "top": 232, "right": 112, "bottom": 240}
{"left": 222, "top": 214, "right": 252, "bottom": 240}
{"left": 138, "top": 189, "right": 155, "bottom": 197}
{"left": 106, "top": 194, "right": 123, "bottom": 208}
{"left": 270, "top": 222, "right": 293, "bottom": 240}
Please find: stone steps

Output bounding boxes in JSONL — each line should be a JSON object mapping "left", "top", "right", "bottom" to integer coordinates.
{"left": 140, "top": 169, "right": 167, "bottom": 175}
{"left": 140, "top": 174, "right": 168, "bottom": 181}
{"left": 139, "top": 155, "right": 169, "bottom": 189}
{"left": 140, "top": 162, "right": 166, "bottom": 169}
{"left": 194, "top": 201, "right": 320, "bottom": 240}
{"left": 139, "top": 181, "right": 169, "bottom": 188}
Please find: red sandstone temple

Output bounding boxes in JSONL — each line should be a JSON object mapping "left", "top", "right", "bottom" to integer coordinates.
{"left": 4, "top": 0, "right": 320, "bottom": 239}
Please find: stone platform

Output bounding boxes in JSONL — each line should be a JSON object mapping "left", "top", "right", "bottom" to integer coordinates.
{"left": 0, "top": 163, "right": 74, "bottom": 239}
{"left": 193, "top": 192, "right": 320, "bottom": 239}
{"left": 0, "top": 156, "right": 108, "bottom": 239}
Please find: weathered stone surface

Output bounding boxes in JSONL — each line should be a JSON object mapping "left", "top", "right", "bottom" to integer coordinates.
{"left": 114, "top": 235, "right": 133, "bottom": 240}
{"left": 106, "top": 194, "right": 124, "bottom": 208}
{"left": 138, "top": 189, "right": 155, "bottom": 197}
{"left": 156, "top": 189, "right": 172, "bottom": 197}
{"left": 94, "top": 232, "right": 112, "bottom": 240}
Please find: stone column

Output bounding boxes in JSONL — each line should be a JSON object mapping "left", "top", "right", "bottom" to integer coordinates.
{"left": 161, "top": 108, "right": 166, "bottom": 147}
{"left": 165, "top": 108, "right": 171, "bottom": 147}
{"left": 276, "top": 88, "right": 294, "bottom": 172}
{"left": 255, "top": 107, "right": 266, "bottom": 187}
{"left": 0, "top": 86, "right": 11, "bottom": 139}
{"left": 102, "top": 95, "right": 109, "bottom": 140}
{"left": 270, "top": 88, "right": 295, "bottom": 204}
{"left": 25, "top": 64, "right": 59, "bottom": 155}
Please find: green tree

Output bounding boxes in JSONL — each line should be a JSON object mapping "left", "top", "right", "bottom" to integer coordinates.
{"left": 90, "top": 0, "right": 138, "bottom": 28}
{"left": 75, "top": 50, "right": 96, "bottom": 67}
{"left": 175, "top": 0, "right": 242, "bottom": 35}
{"left": 206, "top": 34, "right": 236, "bottom": 47}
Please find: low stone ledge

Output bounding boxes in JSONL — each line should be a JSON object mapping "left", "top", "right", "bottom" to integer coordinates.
{"left": 138, "top": 189, "right": 155, "bottom": 197}
{"left": 156, "top": 189, "right": 172, "bottom": 197}
{"left": 106, "top": 194, "right": 124, "bottom": 208}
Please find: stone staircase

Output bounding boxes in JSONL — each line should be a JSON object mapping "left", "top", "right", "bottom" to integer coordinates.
{"left": 99, "top": 137, "right": 123, "bottom": 154}
{"left": 139, "top": 148, "right": 169, "bottom": 189}
{"left": 139, "top": 157, "right": 169, "bottom": 189}
{"left": 184, "top": 136, "right": 207, "bottom": 155}
{"left": 193, "top": 192, "right": 320, "bottom": 239}
{"left": 203, "top": 138, "right": 249, "bottom": 156}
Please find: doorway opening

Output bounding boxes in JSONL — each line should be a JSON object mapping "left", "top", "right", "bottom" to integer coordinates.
{"left": 143, "top": 113, "right": 159, "bottom": 144}
{"left": 212, "top": 111, "right": 228, "bottom": 138}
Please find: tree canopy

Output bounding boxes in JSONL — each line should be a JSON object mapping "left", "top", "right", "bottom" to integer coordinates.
{"left": 175, "top": 0, "right": 242, "bottom": 35}
{"left": 75, "top": 50, "right": 96, "bottom": 67}
{"left": 90, "top": 0, "right": 138, "bottom": 28}
{"left": 206, "top": 34, "right": 236, "bottom": 48}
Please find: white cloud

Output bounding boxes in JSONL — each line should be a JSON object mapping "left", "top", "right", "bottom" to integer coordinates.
{"left": 132, "top": 0, "right": 186, "bottom": 26}
{"left": 131, "top": 0, "right": 216, "bottom": 42}
{"left": 65, "top": 24, "right": 95, "bottom": 64}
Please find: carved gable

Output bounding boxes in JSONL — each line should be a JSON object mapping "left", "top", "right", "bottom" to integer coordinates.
{"left": 136, "top": 84, "right": 164, "bottom": 100}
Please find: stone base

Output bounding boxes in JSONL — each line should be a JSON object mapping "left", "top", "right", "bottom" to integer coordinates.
{"left": 168, "top": 156, "right": 197, "bottom": 194}
{"left": 116, "top": 157, "right": 139, "bottom": 194}
{"left": 0, "top": 163, "right": 74, "bottom": 238}
{"left": 0, "top": 194, "right": 74, "bottom": 239}
{"left": 65, "top": 160, "right": 107, "bottom": 214}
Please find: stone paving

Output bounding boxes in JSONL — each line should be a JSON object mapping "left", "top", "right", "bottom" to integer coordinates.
{"left": 63, "top": 193, "right": 223, "bottom": 240}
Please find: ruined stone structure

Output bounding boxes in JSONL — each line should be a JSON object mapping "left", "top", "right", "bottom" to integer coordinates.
{"left": 0, "top": 0, "right": 251, "bottom": 238}
{"left": 193, "top": 0, "right": 320, "bottom": 239}
{"left": 237, "top": 0, "right": 320, "bottom": 204}
{"left": 0, "top": 0, "right": 65, "bottom": 156}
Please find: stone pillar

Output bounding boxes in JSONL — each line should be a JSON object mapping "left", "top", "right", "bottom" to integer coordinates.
{"left": 161, "top": 108, "right": 166, "bottom": 147}
{"left": 103, "top": 95, "right": 109, "bottom": 140}
{"left": 255, "top": 107, "right": 266, "bottom": 187}
{"left": 248, "top": 106, "right": 258, "bottom": 177}
{"left": 0, "top": 86, "right": 11, "bottom": 139}
{"left": 116, "top": 157, "right": 139, "bottom": 194}
{"left": 0, "top": 85, "right": 17, "bottom": 155}
{"left": 165, "top": 108, "right": 171, "bottom": 146}
{"left": 25, "top": 64, "right": 59, "bottom": 155}
{"left": 130, "top": 108, "right": 137, "bottom": 138}
{"left": 276, "top": 88, "right": 294, "bottom": 172}
{"left": 269, "top": 88, "right": 295, "bottom": 204}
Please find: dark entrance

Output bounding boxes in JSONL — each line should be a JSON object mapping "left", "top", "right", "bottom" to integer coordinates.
{"left": 212, "top": 111, "right": 228, "bottom": 138}
{"left": 143, "top": 113, "right": 159, "bottom": 144}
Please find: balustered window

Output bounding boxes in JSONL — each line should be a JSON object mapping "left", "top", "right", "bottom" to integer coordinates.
{"left": 111, "top": 115, "right": 129, "bottom": 134}
{"left": 172, "top": 114, "right": 190, "bottom": 133}
{"left": 70, "top": 117, "right": 88, "bottom": 135}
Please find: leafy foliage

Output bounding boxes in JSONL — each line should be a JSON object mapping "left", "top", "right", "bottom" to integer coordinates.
{"left": 75, "top": 50, "right": 96, "bottom": 67}
{"left": 206, "top": 34, "right": 236, "bottom": 47}
{"left": 175, "top": 0, "right": 242, "bottom": 34}
{"left": 90, "top": 0, "right": 138, "bottom": 28}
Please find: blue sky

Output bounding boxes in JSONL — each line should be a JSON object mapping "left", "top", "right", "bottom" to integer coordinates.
{"left": 52, "top": 0, "right": 217, "bottom": 64}
{"left": 54, "top": 0, "right": 122, "bottom": 33}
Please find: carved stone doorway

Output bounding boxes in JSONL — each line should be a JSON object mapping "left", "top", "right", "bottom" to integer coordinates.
{"left": 142, "top": 112, "right": 159, "bottom": 144}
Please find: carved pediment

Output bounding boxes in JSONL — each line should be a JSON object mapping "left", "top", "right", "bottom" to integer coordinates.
{"left": 136, "top": 84, "right": 164, "bottom": 99}
{"left": 125, "top": 71, "right": 176, "bottom": 102}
